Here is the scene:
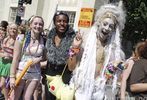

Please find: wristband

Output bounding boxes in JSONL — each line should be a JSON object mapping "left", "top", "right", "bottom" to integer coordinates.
{"left": 10, "top": 76, "right": 15, "bottom": 78}
{"left": 10, "top": 73, "right": 15, "bottom": 78}
{"left": 68, "top": 46, "right": 80, "bottom": 57}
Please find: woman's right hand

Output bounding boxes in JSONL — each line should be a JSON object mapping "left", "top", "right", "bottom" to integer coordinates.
{"left": 10, "top": 77, "right": 15, "bottom": 89}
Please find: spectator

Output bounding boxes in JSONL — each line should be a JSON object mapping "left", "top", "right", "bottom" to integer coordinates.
{"left": 0, "top": 20, "right": 8, "bottom": 51}
{"left": 120, "top": 42, "right": 144, "bottom": 100}
{"left": 0, "top": 23, "right": 18, "bottom": 100}
{"left": 128, "top": 41, "right": 147, "bottom": 100}
{"left": 45, "top": 11, "right": 78, "bottom": 100}
{"left": 33, "top": 28, "right": 49, "bottom": 100}
{"left": 0, "top": 20, "right": 8, "bottom": 100}
{"left": 9, "top": 16, "right": 46, "bottom": 100}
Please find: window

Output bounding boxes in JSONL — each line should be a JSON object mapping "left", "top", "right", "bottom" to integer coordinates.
{"left": 49, "top": 11, "right": 76, "bottom": 30}
{"left": 9, "top": 7, "right": 17, "bottom": 23}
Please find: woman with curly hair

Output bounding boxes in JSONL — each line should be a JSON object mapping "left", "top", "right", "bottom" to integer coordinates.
{"left": 120, "top": 41, "right": 145, "bottom": 100}
{"left": 128, "top": 41, "right": 147, "bottom": 100}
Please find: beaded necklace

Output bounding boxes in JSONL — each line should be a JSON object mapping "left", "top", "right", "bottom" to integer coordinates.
{"left": 23, "top": 31, "right": 31, "bottom": 52}
{"left": 28, "top": 40, "right": 39, "bottom": 56}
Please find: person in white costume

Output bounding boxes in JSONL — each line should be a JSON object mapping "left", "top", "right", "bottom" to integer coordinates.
{"left": 70, "top": 1, "right": 126, "bottom": 100}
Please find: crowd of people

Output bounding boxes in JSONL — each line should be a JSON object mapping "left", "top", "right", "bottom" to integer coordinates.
{"left": 0, "top": 1, "right": 147, "bottom": 100}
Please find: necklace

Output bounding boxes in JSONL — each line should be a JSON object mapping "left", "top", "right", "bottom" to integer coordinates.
{"left": 31, "top": 37, "right": 36, "bottom": 43}
{"left": 4, "top": 37, "right": 15, "bottom": 48}
{"left": 28, "top": 42, "right": 39, "bottom": 56}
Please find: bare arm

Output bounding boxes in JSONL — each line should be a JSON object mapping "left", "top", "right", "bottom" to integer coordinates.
{"left": 120, "top": 60, "right": 134, "bottom": 100}
{"left": 40, "top": 60, "right": 47, "bottom": 69}
{"left": 10, "top": 38, "right": 23, "bottom": 77}
{"left": 67, "top": 32, "right": 82, "bottom": 71}
{"left": 68, "top": 55, "right": 78, "bottom": 71}
{"left": 130, "top": 83, "right": 147, "bottom": 92}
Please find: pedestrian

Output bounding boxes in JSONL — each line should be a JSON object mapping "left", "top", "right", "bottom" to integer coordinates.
{"left": 0, "top": 23, "right": 18, "bottom": 100}
{"left": 0, "top": 20, "right": 8, "bottom": 100}
{"left": 9, "top": 16, "right": 46, "bottom": 100}
{"left": 33, "top": 29, "right": 48, "bottom": 100}
{"left": 120, "top": 42, "right": 144, "bottom": 100}
{"left": 128, "top": 41, "right": 147, "bottom": 100}
{"left": 45, "top": 11, "right": 79, "bottom": 100}
{"left": 0, "top": 21, "right": 8, "bottom": 51}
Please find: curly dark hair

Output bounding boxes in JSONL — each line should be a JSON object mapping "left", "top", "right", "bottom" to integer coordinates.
{"left": 53, "top": 11, "right": 69, "bottom": 24}
{"left": 0, "top": 20, "right": 8, "bottom": 30}
{"left": 137, "top": 41, "right": 147, "bottom": 59}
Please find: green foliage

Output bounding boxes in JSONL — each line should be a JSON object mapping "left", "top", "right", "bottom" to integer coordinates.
{"left": 123, "top": 0, "right": 147, "bottom": 45}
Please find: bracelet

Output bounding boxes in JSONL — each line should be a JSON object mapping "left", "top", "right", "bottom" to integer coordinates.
{"left": 68, "top": 46, "right": 80, "bottom": 57}
{"left": 10, "top": 73, "right": 15, "bottom": 78}
{"left": 10, "top": 76, "right": 15, "bottom": 78}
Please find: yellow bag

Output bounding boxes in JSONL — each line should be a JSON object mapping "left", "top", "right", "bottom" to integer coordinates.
{"left": 46, "top": 63, "right": 75, "bottom": 100}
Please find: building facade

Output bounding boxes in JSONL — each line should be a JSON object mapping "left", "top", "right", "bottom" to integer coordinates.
{"left": 0, "top": 0, "right": 112, "bottom": 31}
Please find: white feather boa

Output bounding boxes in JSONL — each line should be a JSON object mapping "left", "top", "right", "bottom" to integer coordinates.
{"left": 70, "top": 26, "right": 97, "bottom": 100}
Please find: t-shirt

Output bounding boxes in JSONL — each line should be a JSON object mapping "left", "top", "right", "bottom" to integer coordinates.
{"left": 128, "top": 58, "right": 147, "bottom": 99}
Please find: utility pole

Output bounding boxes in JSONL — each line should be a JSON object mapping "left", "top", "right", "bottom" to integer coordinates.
{"left": 15, "top": 0, "right": 24, "bottom": 25}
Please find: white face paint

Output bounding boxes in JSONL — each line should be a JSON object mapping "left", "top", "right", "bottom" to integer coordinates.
{"left": 98, "top": 17, "right": 115, "bottom": 41}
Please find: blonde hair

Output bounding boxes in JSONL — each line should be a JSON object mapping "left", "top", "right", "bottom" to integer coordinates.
{"left": 28, "top": 15, "right": 44, "bottom": 26}
{"left": 100, "top": 12, "right": 118, "bottom": 28}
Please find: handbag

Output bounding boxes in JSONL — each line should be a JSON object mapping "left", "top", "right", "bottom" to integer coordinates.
{"left": 46, "top": 63, "right": 75, "bottom": 100}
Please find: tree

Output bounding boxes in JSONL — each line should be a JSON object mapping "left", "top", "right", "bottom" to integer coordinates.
{"left": 121, "top": 0, "right": 147, "bottom": 58}
{"left": 123, "top": 0, "right": 147, "bottom": 46}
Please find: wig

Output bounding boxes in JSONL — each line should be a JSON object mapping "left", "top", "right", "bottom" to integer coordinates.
{"left": 94, "top": 1, "right": 126, "bottom": 32}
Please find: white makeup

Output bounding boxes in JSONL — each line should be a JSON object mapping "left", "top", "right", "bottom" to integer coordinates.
{"left": 98, "top": 17, "right": 115, "bottom": 41}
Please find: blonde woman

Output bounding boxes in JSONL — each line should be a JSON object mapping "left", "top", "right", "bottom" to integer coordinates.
{"left": 0, "top": 23, "right": 18, "bottom": 100}
{"left": 10, "top": 16, "right": 46, "bottom": 100}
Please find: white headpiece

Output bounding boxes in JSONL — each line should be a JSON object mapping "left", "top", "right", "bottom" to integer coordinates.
{"left": 94, "top": 1, "right": 126, "bottom": 32}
